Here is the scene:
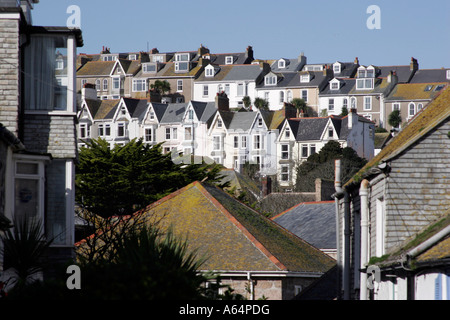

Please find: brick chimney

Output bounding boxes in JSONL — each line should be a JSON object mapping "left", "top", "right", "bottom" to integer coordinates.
{"left": 215, "top": 92, "right": 229, "bottom": 111}
{"left": 354, "top": 57, "right": 359, "bottom": 65}
{"left": 150, "top": 48, "right": 159, "bottom": 54}
{"left": 387, "top": 70, "right": 398, "bottom": 84}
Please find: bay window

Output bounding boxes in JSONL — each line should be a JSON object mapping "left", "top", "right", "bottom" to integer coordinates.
{"left": 24, "top": 34, "right": 76, "bottom": 112}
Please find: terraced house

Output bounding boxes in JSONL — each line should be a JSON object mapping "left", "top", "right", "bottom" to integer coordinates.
{"left": 0, "top": 0, "right": 83, "bottom": 277}
{"left": 276, "top": 109, "right": 375, "bottom": 190}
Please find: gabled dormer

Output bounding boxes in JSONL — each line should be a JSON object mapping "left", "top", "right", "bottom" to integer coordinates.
{"left": 333, "top": 62, "right": 342, "bottom": 74}
{"left": 299, "top": 71, "right": 313, "bottom": 83}
{"left": 183, "top": 104, "right": 198, "bottom": 123}
{"left": 264, "top": 72, "right": 279, "bottom": 86}
{"left": 278, "top": 58, "right": 289, "bottom": 69}
{"left": 356, "top": 65, "right": 376, "bottom": 90}
{"left": 205, "top": 64, "right": 220, "bottom": 77}
{"left": 113, "top": 99, "right": 130, "bottom": 121}
{"left": 110, "top": 59, "right": 126, "bottom": 76}
{"left": 320, "top": 118, "right": 338, "bottom": 141}
{"left": 329, "top": 78, "right": 342, "bottom": 90}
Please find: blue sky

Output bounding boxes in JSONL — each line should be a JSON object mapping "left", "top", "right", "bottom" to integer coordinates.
{"left": 32, "top": 0, "right": 449, "bottom": 69}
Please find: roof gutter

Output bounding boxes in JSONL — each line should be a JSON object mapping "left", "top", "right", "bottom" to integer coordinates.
{"left": 404, "top": 224, "right": 450, "bottom": 263}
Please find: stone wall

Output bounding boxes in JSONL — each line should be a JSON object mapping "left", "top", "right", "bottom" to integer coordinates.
{"left": 0, "top": 17, "right": 20, "bottom": 135}
{"left": 23, "top": 114, "right": 78, "bottom": 159}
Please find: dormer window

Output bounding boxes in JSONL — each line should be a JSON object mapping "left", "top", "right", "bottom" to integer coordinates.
{"left": 333, "top": 62, "right": 341, "bottom": 74}
{"left": 356, "top": 67, "right": 375, "bottom": 90}
{"left": 330, "top": 79, "right": 340, "bottom": 90}
{"left": 225, "top": 56, "right": 234, "bottom": 65}
{"left": 103, "top": 55, "right": 117, "bottom": 61}
{"left": 128, "top": 54, "right": 137, "bottom": 60}
{"left": 300, "top": 74, "right": 310, "bottom": 83}
{"left": 265, "top": 74, "right": 277, "bottom": 86}
{"left": 143, "top": 63, "right": 157, "bottom": 73}
{"left": 175, "top": 62, "right": 189, "bottom": 72}
{"left": 175, "top": 53, "right": 190, "bottom": 62}
{"left": 278, "top": 59, "right": 286, "bottom": 69}
{"left": 205, "top": 66, "right": 214, "bottom": 77}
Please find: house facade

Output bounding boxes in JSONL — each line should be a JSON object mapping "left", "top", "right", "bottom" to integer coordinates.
{"left": 334, "top": 87, "right": 450, "bottom": 300}
{"left": 0, "top": 0, "right": 83, "bottom": 277}
{"left": 276, "top": 110, "right": 375, "bottom": 190}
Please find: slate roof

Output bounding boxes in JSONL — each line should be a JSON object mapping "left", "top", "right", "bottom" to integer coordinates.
{"left": 125, "top": 181, "right": 335, "bottom": 273}
{"left": 270, "top": 58, "right": 305, "bottom": 73}
{"left": 320, "top": 78, "right": 356, "bottom": 96}
{"left": 227, "top": 111, "right": 258, "bottom": 131}
{"left": 159, "top": 102, "right": 187, "bottom": 123}
{"left": 272, "top": 201, "right": 336, "bottom": 250}
{"left": 409, "top": 69, "right": 450, "bottom": 84}
{"left": 191, "top": 101, "right": 217, "bottom": 122}
{"left": 121, "top": 98, "right": 148, "bottom": 120}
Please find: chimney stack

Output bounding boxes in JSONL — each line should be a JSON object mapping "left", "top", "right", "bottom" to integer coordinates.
{"left": 245, "top": 46, "right": 254, "bottom": 63}
{"left": 354, "top": 57, "right": 359, "bottom": 65}
{"left": 147, "top": 88, "right": 161, "bottom": 103}
{"left": 348, "top": 108, "right": 358, "bottom": 129}
{"left": 410, "top": 57, "right": 418, "bottom": 72}
{"left": 215, "top": 92, "right": 229, "bottom": 111}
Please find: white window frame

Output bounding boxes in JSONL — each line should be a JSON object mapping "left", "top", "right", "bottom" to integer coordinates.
{"left": 79, "top": 123, "right": 90, "bottom": 139}
{"left": 205, "top": 66, "right": 214, "bottom": 77}
{"left": 301, "top": 90, "right": 308, "bottom": 102}
{"left": 281, "top": 165, "right": 290, "bottom": 182}
{"left": 241, "top": 136, "right": 247, "bottom": 149}
{"left": 300, "top": 74, "right": 310, "bottom": 83}
{"left": 301, "top": 144, "right": 308, "bottom": 158}
{"left": 143, "top": 63, "right": 157, "bottom": 73}
{"left": 102, "top": 79, "right": 108, "bottom": 91}
{"left": 203, "top": 85, "right": 209, "bottom": 97}
{"left": 213, "top": 135, "right": 221, "bottom": 151}
{"left": 364, "top": 96, "right": 372, "bottom": 110}
{"left": 177, "top": 80, "right": 183, "bottom": 92}
{"left": 281, "top": 144, "right": 289, "bottom": 160}
{"left": 265, "top": 75, "right": 277, "bottom": 86}
{"left": 117, "top": 122, "right": 127, "bottom": 137}
{"left": 376, "top": 197, "right": 386, "bottom": 256}
{"left": 233, "top": 136, "right": 239, "bottom": 149}
{"left": 408, "top": 102, "right": 416, "bottom": 117}
{"left": 253, "top": 135, "right": 263, "bottom": 150}
{"left": 225, "top": 56, "right": 233, "bottom": 65}
{"left": 144, "top": 127, "right": 154, "bottom": 142}
{"left": 328, "top": 98, "right": 335, "bottom": 111}
{"left": 132, "top": 79, "right": 147, "bottom": 92}
{"left": 278, "top": 59, "right": 285, "bottom": 68}
{"left": 393, "top": 103, "right": 400, "bottom": 111}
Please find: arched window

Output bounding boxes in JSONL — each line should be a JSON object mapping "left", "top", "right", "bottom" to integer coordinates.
{"left": 409, "top": 103, "right": 415, "bottom": 117}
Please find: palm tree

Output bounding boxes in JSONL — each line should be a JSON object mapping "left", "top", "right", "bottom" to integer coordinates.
{"left": 290, "top": 98, "right": 307, "bottom": 116}
{"left": 388, "top": 109, "right": 402, "bottom": 128}
{"left": 253, "top": 97, "right": 269, "bottom": 111}
{"left": 242, "top": 96, "right": 251, "bottom": 109}
{"left": 150, "top": 80, "right": 171, "bottom": 96}
{"left": 0, "top": 216, "right": 53, "bottom": 287}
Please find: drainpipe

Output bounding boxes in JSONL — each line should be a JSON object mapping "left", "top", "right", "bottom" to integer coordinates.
{"left": 333, "top": 159, "right": 350, "bottom": 300}
{"left": 247, "top": 272, "right": 254, "bottom": 300}
{"left": 359, "top": 179, "right": 370, "bottom": 300}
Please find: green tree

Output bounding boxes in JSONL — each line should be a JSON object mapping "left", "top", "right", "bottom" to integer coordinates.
{"left": 290, "top": 98, "right": 307, "bottom": 116}
{"left": 242, "top": 96, "right": 251, "bottom": 109}
{"left": 150, "top": 80, "right": 171, "bottom": 95}
{"left": 388, "top": 109, "right": 402, "bottom": 128}
{"left": 295, "top": 140, "right": 367, "bottom": 192}
{"left": 253, "top": 97, "right": 269, "bottom": 111}
{"left": 75, "top": 138, "right": 224, "bottom": 218}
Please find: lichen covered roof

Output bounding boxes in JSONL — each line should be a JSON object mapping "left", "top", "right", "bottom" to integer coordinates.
{"left": 133, "top": 181, "right": 335, "bottom": 273}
